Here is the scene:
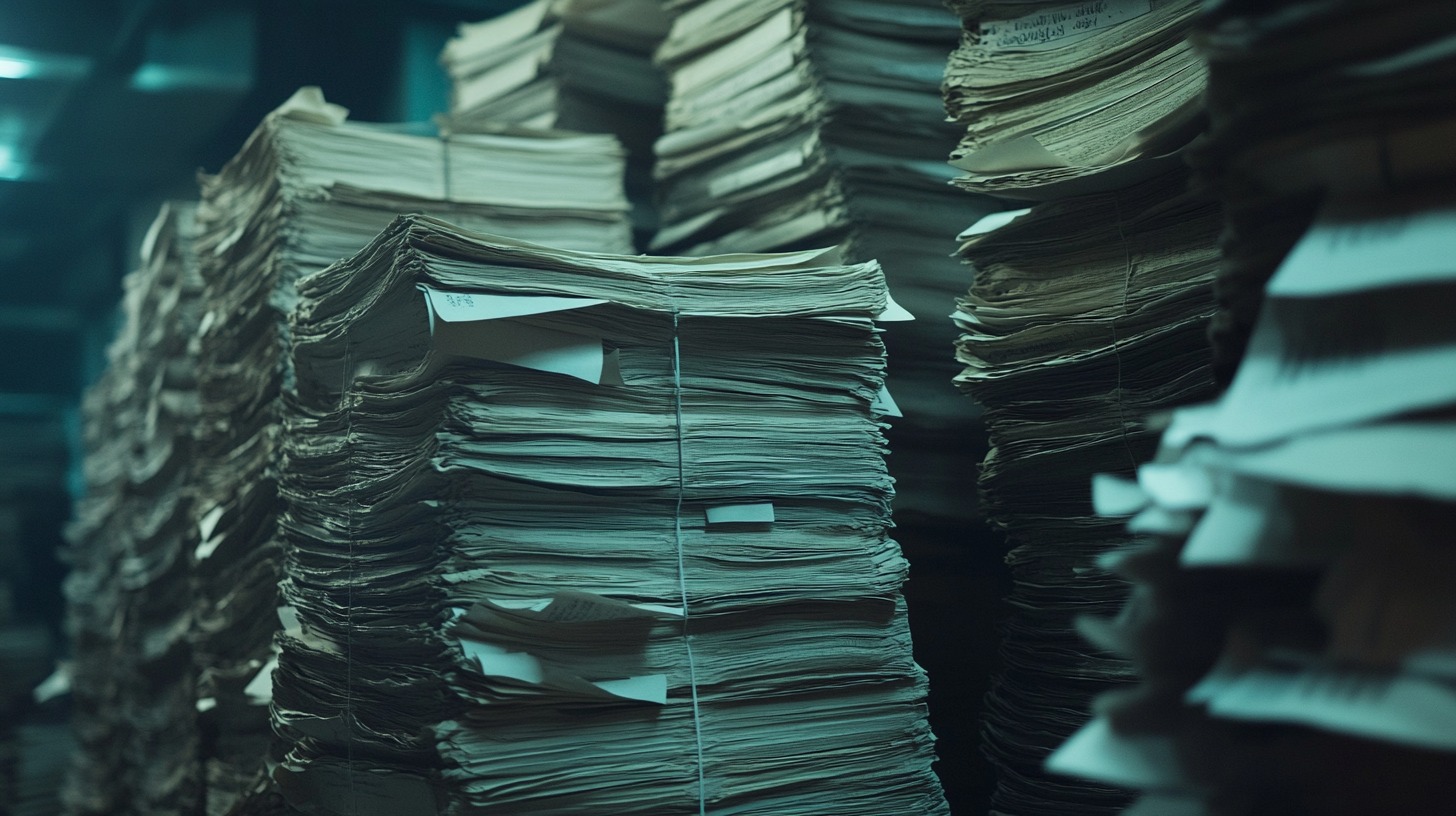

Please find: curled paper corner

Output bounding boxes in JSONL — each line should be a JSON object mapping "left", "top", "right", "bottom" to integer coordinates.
{"left": 877, "top": 293, "right": 915, "bottom": 322}
{"left": 957, "top": 207, "right": 1033, "bottom": 241}
{"left": 870, "top": 385, "right": 903, "bottom": 418}
{"left": 271, "top": 86, "right": 349, "bottom": 127}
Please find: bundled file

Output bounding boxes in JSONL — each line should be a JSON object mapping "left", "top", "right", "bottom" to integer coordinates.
{"left": 271, "top": 215, "right": 948, "bottom": 815}
{"left": 190, "top": 87, "right": 633, "bottom": 814}
{"left": 953, "top": 167, "right": 1220, "bottom": 816}
{"left": 441, "top": 0, "right": 671, "bottom": 242}
{"left": 1052, "top": 191, "right": 1456, "bottom": 815}
{"left": 652, "top": 0, "right": 999, "bottom": 530}
{"left": 942, "top": 0, "right": 1206, "bottom": 197}
{"left": 61, "top": 203, "right": 205, "bottom": 816}
{"left": 442, "top": 0, "right": 668, "bottom": 133}
{"left": 1189, "top": 0, "right": 1456, "bottom": 384}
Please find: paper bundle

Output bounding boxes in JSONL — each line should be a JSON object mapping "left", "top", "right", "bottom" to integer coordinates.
{"left": 442, "top": 0, "right": 669, "bottom": 132}
{"left": 270, "top": 215, "right": 948, "bottom": 815}
{"left": 1189, "top": 0, "right": 1456, "bottom": 384}
{"left": 60, "top": 203, "right": 205, "bottom": 816}
{"left": 953, "top": 166, "right": 1220, "bottom": 815}
{"left": 190, "top": 87, "right": 633, "bottom": 814}
{"left": 942, "top": 0, "right": 1207, "bottom": 198}
{"left": 1045, "top": 3, "right": 1456, "bottom": 811}
{"left": 1052, "top": 193, "right": 1456, "bottom": 815}
{"left": 441, "top": 0, "right": 671, "bottom": 242}
{"left": 652, "top": 0, "right": 998, "bottom": 533}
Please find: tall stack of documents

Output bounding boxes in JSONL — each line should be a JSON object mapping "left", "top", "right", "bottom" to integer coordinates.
{"left": 270, "top": 215, "right": 949, "bottom": 815}
{"left": 953, "top": 169, "right": 1219, "bottom": 815}
{"left": 943, "top": 0, "right": 1205, "bottom": 199}
{"left": 944, "top": 3, "right": 1221, "bottom": 811}
{"left": 441, "top": 0, "right": 671, "bottom": 243}
{"left": 62, "top": 203, "right": 205, "bottom": 816}
{"left": 652, "top": 0, "right": 999, "bottom": 531}
{"left": 1048, "top": 4, "right": 1456, "bottom": 814}
{"left": 190, "top": 87, "right": 633, "bottom": 814}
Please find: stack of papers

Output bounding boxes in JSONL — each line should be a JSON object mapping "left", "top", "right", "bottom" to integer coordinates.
{"left": 1046, "top": 12, "right": 1456, "bottom": 807}
{"left": 441, "top": 0, "right": 671, "bottom": 242}
{"left": 1051, "top": 193, "right": 1456, "bottom": 814}
{"left": 270, "top": 215, "right": 949, "bottom": 815}
{"left": 442, "top": 0, "right": 669, "bottom": 132}
{"left": 652, "top": 0, "right": 1000, "bottom": 526}
{"left": 952, "top": 166, "right": 1220, "bottom": 815}
{"left": 942, "top": 0, "right": 1206, "bottom": 198}
{"left": 189, "top": 87, "right": 634, "bottom": 814}
{"left": 1189, "top": 1, "right": 1456, "bottom": 386}
{"left": 61, "top": 203, "right": 205, "bottom": 816}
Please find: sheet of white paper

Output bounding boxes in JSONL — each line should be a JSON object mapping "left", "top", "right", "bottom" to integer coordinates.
{"left": 1127, "top": 505, "right": 1197, "bottom": 536}
{"left": 1092, "top": 473, "right": 1149, "bottom": 516}
{"left": 420, "top": 286, "right": 608, "bottom": 323}
{"left": 1192, "top": 663, "right": 1456, "bottom": 751}
{"left": 591, "top": 675, "right": 668, "bottom": 705}
{"left": 877, "top": 293, "right": 915, "bottom": 321}
{"left": 277, "top": 606, "right": 303, "bottom": 638}
{"left": 1181, "top": 477, "right": 1322, "bottom": 568}
{"left": 951, "top": 136, "right": 1072, "bottom": 173}
{"left": 243, "top": 656, "right": 277, "bottom": 705}
{"left": 957, "top": 207, "right": 1033, "bottom": 240}
{"left": 1269, "top": 200, "right": 1456, "bottom": 297}
{"left": 462, "top": 639, "right": 545, "bottom": 684}
{"left": 434, "top": 319, "right": 605, "bottom": 383}
{"left": 1208, "top": 313, "right": 1456, "bottom": 446}
{"left": 1188, "top": 421, "right": 1456, "bottom": 500}
{"left": 1137, "top": 462, "right": 1215, "bottom": 510}
{"left": 1046, "top": 716, "right": 1193, "bottom": 791}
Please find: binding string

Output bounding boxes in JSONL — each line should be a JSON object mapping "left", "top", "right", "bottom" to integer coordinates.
{"left": 340, "top": 335, "right": 358, "bottom": 814}
{"left": 1109, "top": 194, "right": 1140, "bottom": 474}
{"left": 670, "top": 308, "right": 708, "bottom": 816}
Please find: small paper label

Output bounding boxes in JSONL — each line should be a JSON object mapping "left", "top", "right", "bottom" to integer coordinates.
{"left": 705, "top": 503, "right": 776, "bottom": 525}
{"left": 419, "top": 287, "right": 607, "bottom": 323}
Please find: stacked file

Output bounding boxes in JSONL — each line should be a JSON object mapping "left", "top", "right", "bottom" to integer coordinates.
{"left": 1189, "top": 0, "right": 1456, "bottom": 385}
{"left": 441, "top": 0, "right": 671, "bottom": 241}
{"left": 1046, "top": 4, "right": 1456, "bottom": 813}
{"left": 953, "top": 167, "right": 1220, "bottom": 815}
{"left": 942, "top": 0, "right": 1207, "bottom": 198}
{"left": 1052, "top": 194, "right": 1456, "bottom": 815}
{"left": 271, "top": 215, "right": 949, "bottom": 815}
{"left": 652, "top": 0, "right": 999, "bottom": 528}
{"left": 61, "top": 202, "right": 205, "bottom": 816}
{"left": 191, "top": 87, "right": 633, "bottom": 814}
{"left": 442, "top": 0, "right": 669, "bottom": 132}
